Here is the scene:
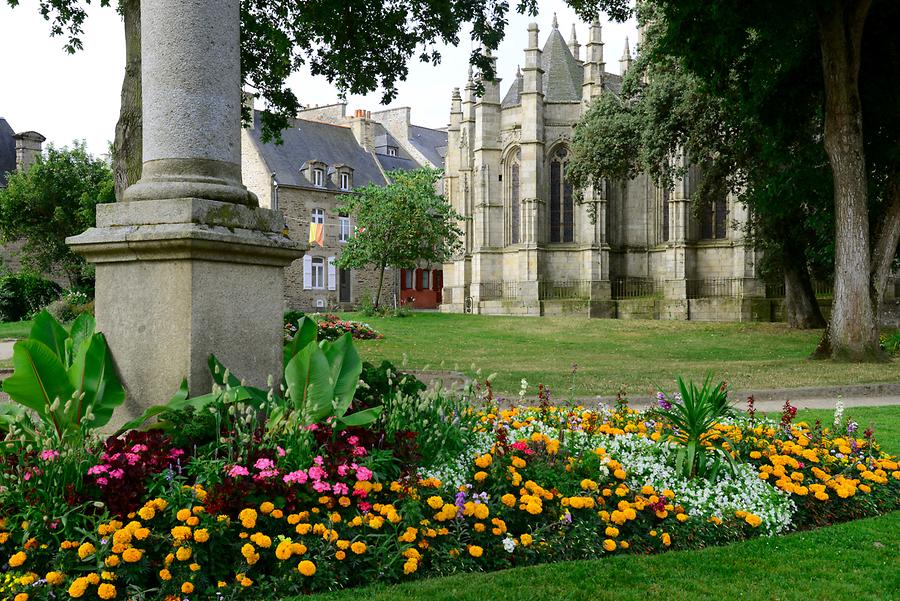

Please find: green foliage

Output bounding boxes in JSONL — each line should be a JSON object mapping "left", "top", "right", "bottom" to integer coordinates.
{"left": 336, "top": 168, "right": 462, "bottom": 308}
{"left": 0, "top": 272, "right": 62, "bottom": 322}
{"left": 652, "top": 375, "right": 736, "bottom": 480}
{"left": 880, "top": 331, "right": 900, "bottom": 356}
{"left": 43, "top": 289, "right": 93, "bottom": 323}
{"left": 0, "top": 142, "right": 114, "bottom": 287}
{"left": 1, "top": 311, "right": 124, "bottom": 441}
{"left": 357, "top": 360, "right": 427, "bottom": 410}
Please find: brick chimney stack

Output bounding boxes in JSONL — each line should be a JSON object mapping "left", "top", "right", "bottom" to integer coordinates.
{"left": 14, "top": 131, "right": 46, "bottom": 173}
{"left": 349, "top": 109, "right": 375, "bottom": 152}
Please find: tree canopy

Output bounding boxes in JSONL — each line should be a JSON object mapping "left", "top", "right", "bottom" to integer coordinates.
{"left": 336, "top": 168, "right": 462, "bottom": 308}
{"left": 0, "top": 141, "right": 115, "bottom": 286}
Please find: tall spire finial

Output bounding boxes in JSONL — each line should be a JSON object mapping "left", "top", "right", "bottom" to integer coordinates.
{"left": 570, "top": 23, "right": 578, "bottom": 42}
{"left": 552, "top": 12, "right": 558, "bottom": 29}
{"left": 517, "top": 64, "right": 522, "bottom": 78}
{"left": 621, "top": 36, "right": 630, "bottom": 59}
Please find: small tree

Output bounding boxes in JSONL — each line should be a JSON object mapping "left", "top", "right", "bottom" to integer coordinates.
{"left": 0, "top": 142, "right": 115, "bottom": 287}
{"left": 335, "top": 168, "right": 462, "bottom": 309}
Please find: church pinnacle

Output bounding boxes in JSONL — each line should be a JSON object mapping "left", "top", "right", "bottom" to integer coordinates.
{"left": 552, "top": 12, "right": 558, "bottom": 29}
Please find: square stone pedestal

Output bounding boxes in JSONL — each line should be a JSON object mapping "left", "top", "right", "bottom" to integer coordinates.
{"left": 67, "top": 198, "right": 304, "bottom": 431}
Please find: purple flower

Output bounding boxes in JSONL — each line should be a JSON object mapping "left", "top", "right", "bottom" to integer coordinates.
{"left": 847, "top": 421, "right": 859, "bottom": 435}
{"left": 657, "top": 392, "right": 672, "bottom": 411}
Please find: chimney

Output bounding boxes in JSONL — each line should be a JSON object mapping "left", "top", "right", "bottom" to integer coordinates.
{"left": 349, "top": 109, "right": 375, "bottom": 152}
{"left": 14, "top": 131, "right": 46, "bottom": 173}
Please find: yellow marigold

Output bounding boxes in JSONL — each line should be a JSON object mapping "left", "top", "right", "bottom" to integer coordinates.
{"left": 122, "top": 548, "right": 143, "bottom": 563}
{"left": 605, "top": 526, "right": 619, "bottom": 537}
{"left": 474, "top": 503, "right": 489, "bottom": 520}
{"left": 170, "top": 526, "right": 192, "bottom": 541}
{"left": 97, "top": 583, "right": 116, "bottom": 600}
{"left": 298, "top": 560, "right": 317, "bottom": 576}
{"left": 241, "top": 543, "right": 256, "bottom": 559}
{"left": 519, "top": 533, "right": 533, "bottom": 547}
{"left": 68, "top": 576, "right": 89, "bottom": 598}
{"left": 134, "top": 527, "right": 150, "bottom": 540}
{"left": 193, "top": 528, "right": 209, "bottom": 543}
{"left": 335, "top": 550, "right": 346, "bottom": 560}
{"left": 603, "top": 539, "right": 617, "bottom": 552}
{"left": 474, "top": 453, "right": 492, "bottom": 469}
{"left": 14, "top": 593, "right": 28, "bottom": 601}
{"left": 744, "top": 514, "right": 762, "bottom": 528}
{"left": 426, "top": 496, "right": 444, "bottom": 510}
{"left": 137, "top": 506, "right": 155, "bottom": 521}
{"left": 9, "top": 551, "right": 26, "bottom": 567}
{"left": 45, "top": 571, "right": 65, "bottom": 586}
{"left": 468, "top": 545, "right": 483, "bottom": 558}
{"left": 176, "top": 546, "right": 192, "bottom": 561}
{"left": 474, "top": 471, "right": 488, "bottom": 482}
{"left": 614, "top": 469, "right": 627, "bottom": 480}
{"left": 259, "top": 501, "right": 275, "bottom": 514}
{"left": 403, "top": 557, "right": 418, "bottom": 574}
{"left": 351, "top": 541, "right": 367, "bottom": 555}
{"left": 511, "top": 457, "right": 527, "bottom": 469}
{"left": 676, "top": 513, "right": 689, "bottom": 523}
{"left": 77, "top": 543, "right": 96, "bottom": 559}
{"left": 181, "top": 582, "right": 194, "bottom": 594}
{"left": 238, "top": 508, "right": 257, "bottom": 529}
{"left": 661, "top": 532, "right": 672, "bottom": 546}
{"left": 159, "top": 569, "right": 172, "bottom": 581}
{"left": 501, "top": 493, "right": 516, "bottom": 508}
{"left": 176, "top": 508, "right": 192, "bottom": 522}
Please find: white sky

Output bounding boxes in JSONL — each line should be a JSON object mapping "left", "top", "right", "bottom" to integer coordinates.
{"left": 0, "top": 2, "right": 637, "bottom": 158}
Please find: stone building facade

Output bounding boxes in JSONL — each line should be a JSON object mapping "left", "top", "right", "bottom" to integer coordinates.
{"left": 441, "top": 18, "right": 766, "bottom": 321}
{"left": 241, "top": 106, "right": 447, "bottom": 312}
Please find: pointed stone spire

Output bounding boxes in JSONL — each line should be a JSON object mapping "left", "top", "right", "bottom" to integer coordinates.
{"left": 552, "top": 12, "right": 558, "bottom": 29}
{"left": 619, "top": 36, "right": 633, "bottom": 74}
{"left": 516, "top": 64, "right": 522, "bottom": 78}
{"left": 568, "top": 23, "right": 581, "bottom": 60}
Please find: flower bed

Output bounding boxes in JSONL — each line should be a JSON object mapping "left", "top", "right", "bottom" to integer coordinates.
{"left": 1, "top": 397, "right": 897, "bottom": 600}
{"left": 284, "top": 313, "right": 383, "bottom": 342}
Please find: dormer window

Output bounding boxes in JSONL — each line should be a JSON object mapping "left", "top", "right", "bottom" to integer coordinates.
{"left": 313, "top": 168, "right": 324, "bottom": 188}
{"left": 340, "top": 172, "right": 350, "bottom": 191}
{"left": 387, "top": 147, "right": 397, "bottom": 157}
{"left": 332, "top": 164, "right": 354, "bottom": 191}
{"left": 305, "top": 159, "right": 327, "bottom": 188}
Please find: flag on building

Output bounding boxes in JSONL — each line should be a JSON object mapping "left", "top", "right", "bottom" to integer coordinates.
{"left": 308, "top": 222, "right": 324, "bottom": 247}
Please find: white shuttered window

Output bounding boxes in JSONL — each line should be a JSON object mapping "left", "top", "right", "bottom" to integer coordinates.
{"left": 327, "top": 257, "right": 337, "bottom": 290}
{"left": 302, "top": 255, "right": 312, "bottom": 289}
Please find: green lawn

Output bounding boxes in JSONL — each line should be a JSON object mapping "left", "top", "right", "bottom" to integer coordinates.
{"left": 303, "top": 511, "right": 899, "bottom": 601}
{"left": 0, "top": 320, "right": 31, "bottom": 339}
{"left": 347, "top": 313, "right": 900, "bottom": 397}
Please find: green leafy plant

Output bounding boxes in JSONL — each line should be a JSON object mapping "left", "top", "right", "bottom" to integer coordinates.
{"left": 1, "top": 311, "right": 124, "bottom": 441}
{"left": 652, "top": 375, "right": 737, "bottom": 481}
{"left": 0, "top": 272, "right": 62, "bottom": 322}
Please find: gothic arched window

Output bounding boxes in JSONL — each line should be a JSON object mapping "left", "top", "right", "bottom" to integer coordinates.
{"left": 549, "top": 146, "right": 574, "bottom": 243}
{"left": 507, "top": 148, "right": 521, "bottom": 245}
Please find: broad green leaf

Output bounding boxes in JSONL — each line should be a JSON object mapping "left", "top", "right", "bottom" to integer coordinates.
{"left": 284, "top": 316, "right": 318, "bottom": 365}
{"left": 285, "top": 343, "right": 333, "bottom": 423}
{"left": 29, "top": 311, "right": 69, "bottom": 363}
{"left": 337, "top": 405, "right": 382, "bottom": 428}
{"left": 209, "top": 354, "right": 242, "bottom": 388}
{"left": 68, "top": 313, "right": 96, "bottom": 367}
{"left": 2, "top": 339, "right": 74, "bottom": 419}
{"left": 322, "top": 333, "right": 362, "bottom": 417}
{"left": 67, "top": 333, "right": 125, "bottom": 429}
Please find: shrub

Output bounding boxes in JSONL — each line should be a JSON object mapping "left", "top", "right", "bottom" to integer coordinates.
{"left": 0, "top": 272, "right": 61, "bottom": 322}
{"left": 880, "top": 330, "right": 900, "bottom": 356}
{"left": 315, "top": 313, "right": 383, "bottom": 341}
{"left": 44, "top": 289, "right": 93, "bottom": 322}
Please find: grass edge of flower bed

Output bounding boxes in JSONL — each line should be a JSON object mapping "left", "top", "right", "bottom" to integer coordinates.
{"left": 301, "top": 510, "right": 900, "bottom": 601}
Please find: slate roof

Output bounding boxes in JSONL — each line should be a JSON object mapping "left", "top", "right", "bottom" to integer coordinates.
{"left": 502, "top": 70, "right": 524, "bottom": 107}
{"left": 541, "top": 27, "right": 583, "bottom": 103}
{"left": 375, "top": 153, "right": 418, "bottom": 173}
{"left": 0, "top": 118, "right": 16, "bottom": 188}
{"left": 408, "top": 125, "right": 448, "bottom": 168}
{"left": 247, "top": 112, "right": 387, "bottom": 190}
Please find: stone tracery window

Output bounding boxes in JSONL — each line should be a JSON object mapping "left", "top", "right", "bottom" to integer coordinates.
{"left": 507, "top": 148, "right": 521, "bottom": 245}
{"left": 549, "top": 146, "right": 574, "bottom": 243}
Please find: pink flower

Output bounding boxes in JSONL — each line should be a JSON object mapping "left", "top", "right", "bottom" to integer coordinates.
{"left": 227, "top": 465, "right": 250, "bottom": 478}
{"left": 96, "top": 477, "right": 108, "bottom": 487}
{"left": 283, "top": 470, "right": 309, "bottom": 484}
{"left": 254, "top": 458, "right": 275, "bottom": 471}
{"left": 352, "top": 446, "right": 367, "bottom": 457}
{"left": 312, "top": 480, "right": 332, "bottom": 493}
{"left": 337, "top": 465, "right": 350, "bottom": 477}
{"left": 88, "top": 464, "right": 109, "bottom": 476}
{"left": 125, "top": 453, "right": 141, "bottom": 465}
{"left": 109, "top": 469, "right": 125, "bottom": 479}
{"left": 352, "top": 487, "right": 368, "bottom": 498}
{"left": 358, "top": 502, "right": 372, "bottom": 512}
{"left": 130, "top": 444, "right": 148, "bottom": 453}
{"left": 308, "top": 466, "right": 326, "bottom": 481}
{"left": 170, "top": 448, "right": 185, "bottom": 457}
{"left": 332, "top": 482, "right": 349, "bottom": 496}
{"left": 355, "top": 466, "right": 373, "bottom": 482}
{"left": 347, "top": 436, "right": 360, "bottom": 446}
{"left": 254, "top": 469, "right": 280, "bottom": 480}
{"left": 313, "top": 456, "right": 324, "bottom": 466}
{"left": 277, "top": 446, "right": 286, "bottom": 457}
{"left": 40, "top": 449, "right": 60, "bottom": 461}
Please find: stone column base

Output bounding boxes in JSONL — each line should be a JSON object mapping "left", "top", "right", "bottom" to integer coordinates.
{"left": 67, "top": 198, "right": 304, "bottom": 432}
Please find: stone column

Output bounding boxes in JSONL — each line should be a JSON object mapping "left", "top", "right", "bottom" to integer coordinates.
{"left": 67, "top": 0, "right": 302, "bottom": 430}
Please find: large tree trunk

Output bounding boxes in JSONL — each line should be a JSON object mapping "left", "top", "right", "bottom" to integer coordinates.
{"left": 782, "top": 239, "right": 826, "bottom": 329}
{"left": 113, "top": 0, "right": 142, "bottom": 201}
{"left": 817, "top": 0, "right": 881, "bottom": 360}
{"left": 871, "top": 178, "right": 900, "bottom": 315}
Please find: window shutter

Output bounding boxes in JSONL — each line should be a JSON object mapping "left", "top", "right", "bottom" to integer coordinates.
{"left": 415, "top": 269, "right": 423, "bottom": 290}
{"left": 303, "top": 255, "right": 312, "bottom": 290}
{"left": 327, "top": 257, "right": 337, "bottom": 290}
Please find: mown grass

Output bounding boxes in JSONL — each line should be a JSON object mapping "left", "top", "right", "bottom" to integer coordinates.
{"left": 0, "top": 320, "right": 32, "bottom": 340}
{"left": 302, "top": 511, "right": 899, "bottom": 601}
{"left": 346, "top": 313, "right": 900, "bottom": 397}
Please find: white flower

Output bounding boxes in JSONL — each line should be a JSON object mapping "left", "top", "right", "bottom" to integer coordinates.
{"left": 502, "top": 537, "right": 517, "bottom": 553}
